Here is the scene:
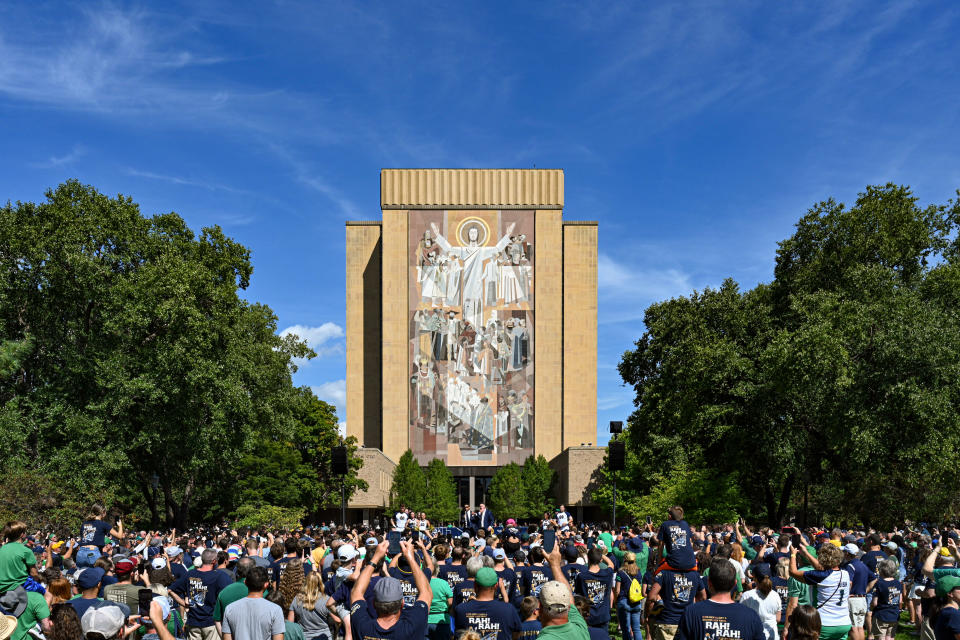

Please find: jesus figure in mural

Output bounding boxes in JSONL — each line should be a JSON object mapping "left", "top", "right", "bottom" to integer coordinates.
{"left": 430, "top": 220, "right": 515, "bottom": 329}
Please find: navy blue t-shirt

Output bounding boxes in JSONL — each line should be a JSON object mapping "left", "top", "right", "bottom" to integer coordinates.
{"left": 658, "top": 520, "right": 696, "bottom": 570}
{"left": 872, "top": 579, "right": 902, "bottom": 623}
{"left": 170, "top": 568, "right": 233, "bottom": 628}
{"left": 562, "top": 563, "right": 583, "bottom": 587}
{"left": 844, "top": 559, "right": 878, "bottom": 596}
{"left": 771, "top": 576, "right": 790, "bottom": 625}
{"left": 170, "top": 562, "right": 188, "bottom": 581}
{"left": 438, "top": 564, "right": 468, "bottom": 590}
{"left": 351, "top": 598, "right": 428, "bottom": 640}
{"left": 454, "top": 579, "right": 477, "bottom": 607}
{"left": 454, "top": 599, "right": 521, "bottom": 640}
{"left": 388, "top": 566, "right": 432, "bottom": 608}
{"left": 934, "top": 606, "right": 960, "bottom": 640}
{"left": 495, "top": 567, "right": 517, "bottom": 602}
{"left": 79, "top": 520, "right": 112, "bottom": 549}
{"left": 575, "top": 566, "right": 614, "bottom": 626}
{"left": 677, "top": 600, "right": 764, "bottom": 640}
{"left": 653, "top": 569, "right": 704, "bottom": 625}
{"left": 861, "top": 550, "right": 886, "bottom": 574}
{"left": 519, "top": 619, "right": 542, "bottom": 640}
{"left": 270, "top": 557, "right": 312, "bottom": 585}
{"left": 520, "top": 565, "right": 554, "bottom": 598}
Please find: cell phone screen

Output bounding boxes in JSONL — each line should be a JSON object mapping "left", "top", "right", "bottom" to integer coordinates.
{"left": 542, "top": 529, "right": 556, "bottom": 553}
{"left": 410, "top": 530, "right": 419, "bottom": 541}
{"left": 387, "top": 531, "right": 402, "bottom": 556}
{"left": 645, "top": 516, "right": 652, "bottom": 525}
{"left": 138, "top": 589, "right": 154, "bottom": 618}
{"left": 791, "top": 534, "right": 802, "bottom": 548}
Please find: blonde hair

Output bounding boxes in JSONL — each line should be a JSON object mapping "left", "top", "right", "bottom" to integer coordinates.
{"left": 621, "top": 552, "right": 639, "bottom": 577}
{"left": 776, "top": 557, "right": 790, "bottom": 579}
{"left": 299, "top": 571, "right": 325, "bottom": 611}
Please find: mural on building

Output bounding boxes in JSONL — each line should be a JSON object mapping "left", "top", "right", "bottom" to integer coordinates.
{"left": 408, "top": 210, "right": 534, "bottom": 465}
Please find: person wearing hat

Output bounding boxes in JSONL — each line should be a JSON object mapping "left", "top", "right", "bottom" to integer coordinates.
{"left": 531, "top": 535, "right": 587, "bottom": 640}
{"left": 349, "top": 539, "right": 431, "bottom": 640}
{"left": 103, "top": 558, "right": 143, "bottom": 608}
{"left": 81, "top": 603, "right": 136, "bottom": 640}
{"left": 492, "top": 548, "right": 518, "bottom": 604}
{"left": 453, "top": 566, "right": 520, "bottom": 640}
{"left": 677, "top": 558, "right": 764, "bottom": 640}
{"left": 933, "top": 575, "right": 960, "bottom": 640}
{"left": 9, "top": 578, "right": 50, "bottom": 640}
{"left": 70, "top": 567, "right": 132, "bottom": 620}
{"left": 841, "top": 543, "right": 876, "bottom": 640}
{"left": 165, "top": 545, "right": 189, "bottom": 580}
{"left": 388, "top": 539, "right": 434, "bottom": 609}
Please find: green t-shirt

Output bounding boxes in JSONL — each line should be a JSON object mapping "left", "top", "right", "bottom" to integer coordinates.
{"left": 213, "top": 582, "right": 249, "bottom": 621}
{"left": 428, "top": 577, "right": 453, "bottom": 624}
{"left": 599, "top": 533, "right": 614, "bottom": 551}
{"left": 538, "top": 603, "right": 588, "bottom": 640}
{"left": 0, "top": 542, "right": 35, "bottom": 592}
{"left": 933, "top": 568, "right": 960, "bottom": 580}
{"left": 787, "top": 555, "right": 816, "bottom": 606}
{"left": 12, "top": 591, "right": 49, "bottom": 640}
{"left": 284, "top": 621, "right": 306, "bottom": 640}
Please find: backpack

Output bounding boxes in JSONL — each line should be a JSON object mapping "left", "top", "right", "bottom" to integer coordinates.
{"left": 628, "top": 575, "right": 644, "bottom": 604}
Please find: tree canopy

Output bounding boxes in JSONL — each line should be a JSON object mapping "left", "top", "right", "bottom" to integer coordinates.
{"left": 613, "top": 184, "right": 960, "bottom": 527}
{"left": 0, "top": 181, "right": 364, "bottom": 528}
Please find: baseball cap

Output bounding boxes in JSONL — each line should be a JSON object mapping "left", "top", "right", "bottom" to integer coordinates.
{"left": 884, "top": 542, "right": 898, "bottom": 551}
{"left": 338, "top": 544, "right": 358, "bottom": 561}
{"left": 750, "top": 535, "right": 763, "bottom": 546}
{"left": 165, "top": 546, "right": 183, "bottom": 557}
{"left": 476, "top": 567, "right": 498, "bottom": 587}
{"left": 151, "top": 557, "right": 167, "bottom": 570}
{"left": 937, "top": 576, "right": 960, "bottom": 598}
{"left": 473, "top": 539, "right": 485, "bottom": 549}
{"left": 226, "top": 548, "right": 240, "bottom": 562}
{"left": 365, "top": 537, "right": 378, "bottom": 546}
{"left": 539, "top": 580, "right": 571, "bottom": 614}
{"left": 506, "top": 519, "right": 517, "bottom": 526}
{"left": 461, "top": 532, "right": 471, "bottom": 539}
{"left": 152, "top": 595, "right": 171, "bottom": 621}
{"left": 752, "top": 563, "right": 772, "bottom": 578}
{"left": 374, "top": 577, "right": 403, "bottom": 603}
{"left": 76, "top": 567, "right": 105, "bottom": 589}
{"left": 32, "top": 546, "right": 44, "bottom": 554}
{"left": 114, "top": 559, "right": 136, "bottom": 575}
{"left": 493, "top": 548, "right": 506, "bottom": 560}
{"left": 81, "top": 605, "right": 126, "bottom": 639}
{"left": 843, "top": 543, "right": 860, "bottom": 555}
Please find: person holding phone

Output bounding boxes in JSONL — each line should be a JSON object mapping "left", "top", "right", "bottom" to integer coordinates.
{"left": 350, "top": 540, "right": 431, "bottom": 640}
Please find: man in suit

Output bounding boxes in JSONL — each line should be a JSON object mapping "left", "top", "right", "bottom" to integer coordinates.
{"left": 475, "top": 503, "right": 495, "bottom": 531}
{"left": 463, "top": 505, "right": 474, "bottom": 531}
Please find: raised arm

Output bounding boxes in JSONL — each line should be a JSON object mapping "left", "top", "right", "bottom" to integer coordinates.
{"left": 923, "top": 543, "right": 940, "bottom": 579}
{"left": 400, "top": 541, "right": 432, "bottom": 605}
{"left": 352, "top": 540, "right": 389, "bottom": 604}
{"left": 430, "top": 222, "right": 454, "bottom": 252}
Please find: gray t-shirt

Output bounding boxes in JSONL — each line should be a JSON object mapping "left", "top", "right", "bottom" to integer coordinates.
{"left": 222, "top": 597, "right": 285, "bottom": 640}
{"left": 291, "top": 596, "right": 332, "bottom": 640}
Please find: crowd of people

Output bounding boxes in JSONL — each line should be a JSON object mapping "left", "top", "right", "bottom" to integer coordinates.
{"left": 0, "top": 502, "right": 958, "bottom": 640}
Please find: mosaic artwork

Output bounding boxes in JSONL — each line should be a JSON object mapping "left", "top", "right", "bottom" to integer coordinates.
{"left": 408, "top": 210, "right": 534, "bottom": 465}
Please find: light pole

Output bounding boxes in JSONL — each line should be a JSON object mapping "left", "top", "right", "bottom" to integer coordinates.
{"left": 609, "top": 421, "right": 624, "bottom": 528}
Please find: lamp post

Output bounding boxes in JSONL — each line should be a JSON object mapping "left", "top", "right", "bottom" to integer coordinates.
{"left": 150, "top": 473, "right": 160, "bottom": 529}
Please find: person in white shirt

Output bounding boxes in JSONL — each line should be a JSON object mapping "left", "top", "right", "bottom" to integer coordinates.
{"left": 393, "top": 507, "right": 409, "bottom": 532}
{"left": 740, "top": 563, "right": 782, "bottom": 640}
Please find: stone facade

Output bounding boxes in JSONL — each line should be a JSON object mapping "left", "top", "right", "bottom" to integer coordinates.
{"left": 345, "top": 169, "right": 602, "bottom": 510}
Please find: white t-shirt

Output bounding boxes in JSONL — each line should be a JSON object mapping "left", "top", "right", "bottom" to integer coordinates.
{"left": 394, "top": 512, "right": 408, "bottom": 531}
{"left": 804, "top": 568, "right": 853, "bottom": 626}
{"left": 556, "top": 512, "right": 570, "bottom": 531}
{"left": 740, "top": 589, "right": 782, "bottom": 640}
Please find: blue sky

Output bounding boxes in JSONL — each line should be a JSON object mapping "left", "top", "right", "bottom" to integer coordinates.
{"left": 2, "top": 1, "right": 959, "bottom": 445}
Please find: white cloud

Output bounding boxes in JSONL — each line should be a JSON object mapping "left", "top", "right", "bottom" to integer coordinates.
{"left": 312, "top": 380, "right": 346, "bottom": 409}
{"left": 280, "top": 323, "right": 344, "bottom": 355}
{"left": 29, "top": 144, "right": 86, "bottom": 169}
{"left": 337, "top": 421, "right": 347, "bottom": 438}
{"left": 124, "top": 167, "right": 249, "bottom": 195}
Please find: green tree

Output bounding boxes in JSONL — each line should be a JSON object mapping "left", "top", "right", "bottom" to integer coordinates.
{"left": 488, "top": 462, "right": 526, "bottom": 519}
{"left": 389, "top": 450, "right": 426, "bottom": 512}
{"left": 521, "top": 455, "right": 555, "bottom": 518}
{"left": 424, "top": 458, "right": 459, "bottom": 524}
{"left": 618, "top": 184, "right": 960, "bottom": 527}
{"left": 0, "top": 181, "right": 315, "bottom": 527}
